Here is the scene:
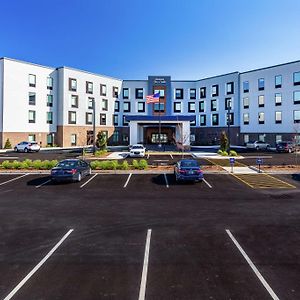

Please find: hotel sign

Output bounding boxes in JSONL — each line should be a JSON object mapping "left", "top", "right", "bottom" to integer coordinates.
{"left": 154, "top": 78, "right": 167, "bottom": 84}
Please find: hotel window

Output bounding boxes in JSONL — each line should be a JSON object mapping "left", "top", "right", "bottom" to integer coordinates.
{"left": 100, "top": 84, "right": 107, "bottom": 96}
{"left": 71, "top": 95, "right": 78, "bottom": 108}
{"left": 113, "top": 86, "right": 119, "bottom": 97}
{"left": 137, "top": 102, "right": 145, "bottom": 113}
{"left": 29, "top": 74, "right": 36, "bottom": 87}
{"left": 28, "top": 134, "right": 36, "bottom": 142}
{"left": 114, "top": 101, "right": 120, "bottom": 112}
{"left": 200, "top": 115, "right": 206, "bottom": 126}
{"left": 275, "top": 75, "right": 282, "bottom": 88}
{"left": 71, "top": 134, "right": 77, "bottom": 146}
{"left": 258, "top": 95, "right": 264, "bottom": 107}
{"left": 123, "top": 88, "right": 129, "bottom": 99}
{"left": 86, "top": 81, "right": 93, "bottom": 94}
{"left": 47, "top": 134, "right": 53, "bottom": 146}
{"left": 243, "top": 81, "right": 249, "bottom": 93}
{"left": 29, "top": 92, "right": 36, "bottom": 105}
{"left": 86, "top": 113, "right": 93, "bottom": 125}
{"left": 47, "top": 95, "right": 53, "bottom": 107}
{"left": 190, "top": 118, "right": 196, "bottom": 126}
{"left": 175, "top": 88, "right": 183, "bottom": 99}
{"left": 293, "top": 72, "right": 300, "bottom": 86}
{"left": 68, "top": 111, "right": 76, "bottom": 124}
{"left": 225, "top": 98, "right": 232, "bottom": 110}
{"left": 112, "top": 130, "right": 119, "bottom": 143}
{"left": 69, "top": 78, "right": 77, "bottom": 91}
{"left": 211, "top": 85, "right": 219, "bottom": 97}
{"left": 47, "top": 77, "right": 53, "bottom": 90}
{"left": 275, "top": 111, "right": 282, "bottom": 124}
{"left": 189, "top": 89, "right": 196, "bottom": 99}
{"left": 212, "top": 114, "right": 219, "bottom": 126}
{"left": 123, "top": 116, "right": 129, "bottom": 126}
{"left": 28, "top": 110, "right": 36, "bottom": 123}
{"left": 47, "top": 112, "right": 53, "bottom": 124}
{"left": 154, "top": 89, "right": 165, "bottom": 97}
{"left": 211, "top": 99, "right": 217, "bottom": 111}
{"left": 135, "top": 88, "right": 143, "bottom": 99}
{"left": 200, "top": 87, "right": 206, "bottom": 98}
{"left": 154, "top": 103, "right": 164, "bottom": 112}
{"left": 243, "top": 97, "right": 249, "bottom": 109}
{"left": 293, "top": 91, "right": 300, "bottom": 104}
{"left": 113, "top": 114, "right": 118, "bottom": 126}
{"left": 294, "top": 110, "right": 300, "bottom": 123}
{"left": 226, "top": 82, "right": 234, "bottom": 95}
{"left": 275, "top": 93, "right": 282, "bottom": 106}
{"left": 276, "top": 135, "right": 282, "bottom": 143}
{"left": 259, "top": 134, "right": 266, "bottom": 142}
{"left": 100, "top": 113, "right": 106, "bottom": 125}
{"left": 123, "top": 101, "right": 131, "bottom": 112}
{"left": 88, "top": 97, "right": 94, "bottom": 109}
{"left": 258, "top": 78, "right": 265, "bottom": 91}
{"left": 243, "top": 113, "right": 249, "bottom": 125}
{"left": 199, "top": 101, "right": 205, "bottom": 112}
{"left": 244, "top": 134, "right": 249, "bottom": 144}
{"left": 102, "top": 99, "right": 108, "bottom": 111}
{"left": 174, "top": 102, "right": 181, "bottom": 113}
{"left": 188, "top": 102, "right": 196, "bottom": 113}
{"left": 227, "top": 113, "right": 234, "bottom": 125}
{"left": 258, "top": 112, "right": 265, "bottom": 124}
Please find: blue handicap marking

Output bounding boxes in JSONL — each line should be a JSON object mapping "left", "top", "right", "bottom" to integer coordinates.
{"left": 229, "top": 157, "right": 235, "bottom": 164}
{"left": 256, "top": 158, "right": 263, "bottom": 164}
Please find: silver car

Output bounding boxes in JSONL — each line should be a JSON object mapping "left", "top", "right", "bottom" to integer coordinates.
{"left": 14, "top": 141, "right": 40, "bottom": 152}
{"left": 246, "top": 140, "right": 270, "bottom": 151}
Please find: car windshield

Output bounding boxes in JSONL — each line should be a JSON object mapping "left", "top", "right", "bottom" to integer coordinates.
{"left": 278, "top": 142, "right": 288, "bottom": 146}
{"left": 132, "top": 145, "right": 144, "bottom": 149}
{"left": 57, "top": 161, "right": 78, "bottom": 168}
{"left": 180, "top": 160, "right": 199, "bottom": 168}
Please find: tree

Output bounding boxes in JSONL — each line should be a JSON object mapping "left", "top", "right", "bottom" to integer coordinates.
{"left": 4, "top": 138, "right": 12, "bottom": 149}
{"left": 96, "top": 131, "right": 107, "bottom": 150}
{"left": 220, "top": 131, "right": 229, "bottom": 152}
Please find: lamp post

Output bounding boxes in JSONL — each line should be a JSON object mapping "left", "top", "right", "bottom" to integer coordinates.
{"left": 93, "top": 98, "right": 96, "bottom": 155}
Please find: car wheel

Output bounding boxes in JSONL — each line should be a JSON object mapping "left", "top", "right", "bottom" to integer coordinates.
{"left": 77, "top": 172, "right": 82, "bottom": 182}
{"left": 288, "top": 148, "right": 292, "bottom": 153}
{"left": 24, "top": 148, "right": 28, "bottom": 153}
{"left": 14, "top": 147, "right": 18, "bottom": 152}
{"left": 266, "top": 145, "right": 270, "bottom": 151}
{"left": 256, "top": 146, "right": 259, "bottom": 151}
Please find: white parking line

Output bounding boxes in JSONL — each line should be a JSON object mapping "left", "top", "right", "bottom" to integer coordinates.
{"left": 123, "top": 173, "right": 132, "bottom": 188}
{"left": 4, "top": 229, "right": 74, "bottom": 300}
{"left": 80, "top": 174, "right": 98, "bottom": 188}
{"left": 169, "top": 154, "right": 173, "bottom": 159}
{"left": 0, "top": 157, "right": 19, "bottom": 159}
{"left": 164, "top": 173, "right": 169, "bottom": 188}
{"left": 226, "top": 229, "right": 280, "bottom": 300}
{"left": 203, "top": 178, "right": 212, "bottom": 188}
{"left": 35, "top": 179, "right": 52, "bottom": 189}
{"left": 147, "top": 153, "right": 150, "bottom": 159}
{"left": 0, "top": 173, "right": 29, "bottom": 186}
{"left": 138, "top": 229, "right": 152, "bottom": 300}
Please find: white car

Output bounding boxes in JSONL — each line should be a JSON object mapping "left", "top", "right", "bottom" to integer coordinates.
{"left": 14, "top": 141, "right": 40, "bottom": 152}
{"left": 129, "top": 144, "right": 146, "bottom": 157}
{"left": 246, "top": 140, "right": 270, "bottom": 151}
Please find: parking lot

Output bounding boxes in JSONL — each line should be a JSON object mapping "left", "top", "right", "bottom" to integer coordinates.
{"left": 0, "top": 172, "right": 300, "bottom": 299}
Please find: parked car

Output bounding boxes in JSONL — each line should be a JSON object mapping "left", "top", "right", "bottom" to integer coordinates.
{"left": 51, "top": 159, "right": 91, "bottom": 182}
{"left": 14, "top": 141, "right": 40, "bottom": 152}
{"left": 129, "top": 144, "right": 146, "bottom": 157}
{"left": 174, "top": 159, "right": 204, "bottom": 182}
{"left": 276, "top": 141, "right": 296, "bottom": 153}
{"left": 246, "top": 140, "right": 270, "bottom": 151}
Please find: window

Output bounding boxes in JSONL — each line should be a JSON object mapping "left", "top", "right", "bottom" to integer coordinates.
{"left": 211, "top": 99, "right": 217, "bottom": 111}
{"left": 154, "top": 89, "right": 165, "bottom": 97}
{"left": 88, "top": 97, "right": 94, "bottom": 109}
{"left": 135, "top": 88, "right": 144, "bottom": 99}
{"left": 243, "top": 81, "right": 249, "bottom": 93}
{"left": 212, "top": 114, "right": 219, "bottom": 126}
{"left": 189, "top": 89, "right": 196, "bottom": 99}
{"left": 68, "top": 111, "right": 76, "bottom": 124}
{"left": 275, "top": 75, "right": 282, "bottom": 88}
{"left": 123, "top": 134, "right": 129, "bottom": 142}
{"left": 199, "top": 101, "right": 205, "bottom": 112}
{"left": 47, "top": 112, "right": 53, "bottom": 124}
{"left": 225, "top": 98, "right": 232, "bottom": 110}
{"left": 258, "top": 112, "right": 265, "bottom": 124}
{"left": 294, "top": 110, "right": 300, "bottom": 123}
{"left": 28, "top": 134, "right": 36, "bottom": 142}
{"left": 275, "top": 111, "right": 282, "bottom": 124}
{"left": 113, "top": 86, "right": 119, "bottom": 97}
{"left": 47, "top": 95, "right": 53, "bottom": 107}
{"left": 190, "top": 134, "right": 195, "bottom": 142}
{"left": 200, "top": 87, "right": 206, "bottom": 98}
{"left": 69, "top": 78, "right": 77, "bottom": 91}
{"left": 227, "top": 112, "right": 234, "bottom": 125}
{"left": 190, "top": 118, "right": 196, "bottom": 126}
{"left": 47, "top": 77, "right": 53, "bottom": 90}
{"left": 243, "top": 113, "right": 249, "bottom": 125}
{"left": 276, "top": 135, "right": 282, "bottom": 143}
{"left": 29, "top": 74, "right": 36, "bottom": 87}
{"left": 226, "top": 82, "right": 234, "bottom": 95}
{"left": 174, "top": 102, "right": 181, "bottom": 113}
{"left": 294, "top": 72, "right": 300, "bottom": 86}
{"left": 275, "top": 93, "right": 282, "bottom": 106}
{"left": 71, "top": 134, "right": 77, "bottom": 146}
{"left": 154, "top": 103, "right": 164, "bottom": 112}
{"left": 244, "top": 134, "right": 249, "bottom": 144}
{"left": 137, "top": 102, "right": 145, "bottom": 112}
{"left": 113, "top": 114, "right": 118, "bottom": 126}
{"left": 112, "top": 131, "right": 119, "bottom": 143}
{"left": 29, "top": 92, "right": 36, "bottom": 105}
{"left": 47, "top": 134, "right": 54, "bottom": 146}
{"left": 123, "top": 88, "right": 129, "bottom": 99}
{"left": 243, "top": 97, "right": 249, "bottom": 109}
{"left": 114, "top": 101, "right": 120, "bottom": 112}
{"left": 100, "top": 84, "right": 106, "bottom": 96}
{"left": 71, "top": 95, "right": 78, "bottom": 108}
{"left": 293, "top": 91, "right": 300, "bottom": 104}
{"left": 102, "top": 99, "right": 108, "bottom": 111}
{"left": 86, "top": 81, "right": 93, "bottom": 94}
{"left": 211, "top": 85, "right": 219, "bottom": 97}
{"left": 188, "top": 102, "right": 195, "bottom": 113}
{"left": 259, "top": 134, "right": 266, "bottom": 142}
{"left": 258, "top": 95, "right": 264, "bottom": 107}
{"left": 123, "top": 101, "right": 131, "bottom": 112}
{"left": 258, "top": 78, "right": 265, "bottom": 91}
{"left": 100, "top": 113, "right": 106, "bottom": 125}
{"left": 175, "top": 88, "right": 183, "bottom": 99}
{"left": 123, "top": 116, "right": 129, "bottom": 126}
{"left": 28, "top": 110, "right": 36, "bottom": 123}
{"left": 86, "top": 113, "right": 93, "bottom": 125}
{"left": 200, "top": 115, "right": 206, "bottom": 126}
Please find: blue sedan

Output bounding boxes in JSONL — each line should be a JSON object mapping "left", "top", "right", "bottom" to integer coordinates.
{"left": 174, "top": 159, "right": 204, "bottom": 182}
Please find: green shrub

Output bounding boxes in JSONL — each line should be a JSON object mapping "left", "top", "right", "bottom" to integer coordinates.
{"left": 4, "top": 138, "right": 12, "bottom": 149}
{"left": 32, "top": 160, "right": 42, "bottom": 169}
{"left": 132, "top": 159, "right": 139, "bottom": 169}
{"left": 217, "top": 149, "right": 223, "bottom": 155}
{"left": 1, "top": 160, "right": 12, "bottom": 169}
{"left": 221, "top": 151, "right": 228, "bottom": 156}
{"left": 119, "top": 160, "right": 129, "bottom": 170}
{"left": 139, "top": 159, "right": 148, "bottom": 170}
{"left": 229, "top": 150, "right": 237, "bottom": 156}
{"left": 12, "top": 160, "right": 22, "bottom": 169}
{"left": 95, "top": 150, "right": 108, "bottom": 157}
{"left": 90, "top": 161, "right": 99, "bottom": 170}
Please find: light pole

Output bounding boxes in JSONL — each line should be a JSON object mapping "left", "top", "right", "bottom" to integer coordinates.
{"left": 93, "top": 98, "right": 96, "bottom": 155}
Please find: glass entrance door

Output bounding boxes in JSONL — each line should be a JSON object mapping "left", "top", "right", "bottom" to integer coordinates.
{"left": 151, "top": 133, "right": 168, "bottom": 144}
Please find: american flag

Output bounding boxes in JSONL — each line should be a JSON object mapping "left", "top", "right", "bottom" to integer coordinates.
{"left": 146, "top": 92, "right": 160, "bottom": 104}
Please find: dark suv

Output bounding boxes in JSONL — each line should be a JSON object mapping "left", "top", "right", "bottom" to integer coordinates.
{"left": 276, "top": 141, "right": 295, "bottom": 153}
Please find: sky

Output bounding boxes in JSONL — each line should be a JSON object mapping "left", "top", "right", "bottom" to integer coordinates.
{"left": 1, "top": 0, "right": 300, "bottom": 80}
